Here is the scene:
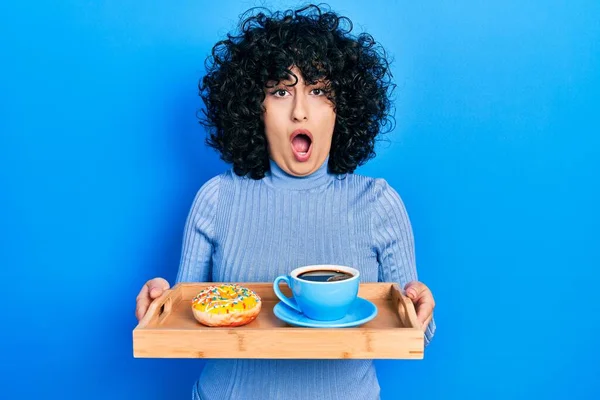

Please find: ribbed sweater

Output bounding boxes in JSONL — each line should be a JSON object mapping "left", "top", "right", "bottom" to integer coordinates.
{"left": 175, "top": 158, "right": 435, "bottom": 400}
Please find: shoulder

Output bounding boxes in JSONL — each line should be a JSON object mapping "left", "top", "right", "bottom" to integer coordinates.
{"left": 195, "top": 166, "right": 251, "bottom": 192}
{"left": 191, "top": 167, "right": 256, "bottom": 206}
{"left": 343, "top": 173, "right": 403, "bottom": 202}
{"left": 371, "top": 177, "right": 404, "bottom": 207}
{"left": 194, "top": 173, "right": 223, "bottom": 200}
{"left": 187, "top": 171, "right": 232, "bottom": 220}
{"left": 345, "top": 173, "right": 409, "bottom": 218}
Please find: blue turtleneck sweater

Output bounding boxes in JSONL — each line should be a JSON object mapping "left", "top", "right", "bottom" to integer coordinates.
{"left": 175, "top": 159, "right": 435, "bottom": 400}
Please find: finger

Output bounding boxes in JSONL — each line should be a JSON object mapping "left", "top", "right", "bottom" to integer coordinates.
{"left": 135, "top": 284, "right": 151, "bottom": 320}
{"left": 404, "top": 281, "right": 426, "bottom": 300}
{"left": 149, "top": 287, "right": 163, "bottom": 299}
{"left": 414, "top": 288, "right": 435, "bottom": 323}
{"left": 416, "top": 299, "right": 434, "bottom": 326}
{"left": 404, "top": 282, "right": 436, "bottom": 310}
{"left": 136, "top": 282, "right": 150, "bottom": 303}
{"left": 136, "top": 279, "right": 170, "bottom": 321}
{"left": 135, "top": 302, "right": 149, "bottom": 321}
{"left": 148, "top": 278, "right": 170, "bottom": 299}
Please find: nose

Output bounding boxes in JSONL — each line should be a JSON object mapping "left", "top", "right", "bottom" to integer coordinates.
{"left": 291, "top": 92, "right": 308, "bottom": 122}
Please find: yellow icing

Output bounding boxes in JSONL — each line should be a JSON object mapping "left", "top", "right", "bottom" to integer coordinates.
{"left": 192, "top": 284, "right": 260, "bottom": 314}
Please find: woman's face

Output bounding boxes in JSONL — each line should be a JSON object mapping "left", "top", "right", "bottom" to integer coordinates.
{"left": 262, "top": 66, "right": 336, "bottom": 177}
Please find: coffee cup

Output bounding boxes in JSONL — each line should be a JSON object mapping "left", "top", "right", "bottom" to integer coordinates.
{"left": 273, "top": 264, "right": 360, "bottom": 321}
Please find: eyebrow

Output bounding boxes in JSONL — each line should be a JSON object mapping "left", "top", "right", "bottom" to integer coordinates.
{"left": 266, "top": 79, "right": 330, "bottom": 88}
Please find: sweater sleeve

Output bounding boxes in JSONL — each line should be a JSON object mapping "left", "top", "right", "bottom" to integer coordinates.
{"left": 175, "top": 176, "right": 220, "bottom": 284}
{"left": 371, "top": 179, "right": 436, "bottom": 346}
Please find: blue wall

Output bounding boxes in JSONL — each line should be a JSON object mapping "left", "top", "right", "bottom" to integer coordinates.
{"left": 2, "top": 1, "right": 599, "bottom": 399}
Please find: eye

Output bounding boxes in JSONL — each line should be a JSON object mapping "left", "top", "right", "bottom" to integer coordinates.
{"left": 271, "top": 89, "right": 289, "bottom": 97}
{"left": 311, "top": 88, "right": 325, "bottom": 96}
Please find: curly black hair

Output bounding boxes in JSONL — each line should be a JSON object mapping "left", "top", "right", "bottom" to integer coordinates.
{"left": 198, "top": 3, "right": 396, "bottom": 179}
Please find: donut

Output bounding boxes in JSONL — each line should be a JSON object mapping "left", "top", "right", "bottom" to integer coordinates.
{"left": 191, "top": 284, "right": 262, "bottom": 327}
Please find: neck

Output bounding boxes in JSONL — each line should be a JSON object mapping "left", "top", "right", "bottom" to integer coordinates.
{"left": 264, "top": 158, "right": 333, "bottom": 190}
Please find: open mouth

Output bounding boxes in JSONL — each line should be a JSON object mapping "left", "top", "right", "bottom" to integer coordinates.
{"left": 290, "top": 130, "right": 313, "bottom": 162}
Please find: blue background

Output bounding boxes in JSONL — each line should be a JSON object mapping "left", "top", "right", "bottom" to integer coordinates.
{"left": 2, "top": 1, "right": 599, "bottom": 399}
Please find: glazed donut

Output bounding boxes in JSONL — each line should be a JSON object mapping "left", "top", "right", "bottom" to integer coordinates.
{"left": 191, "top": 284, "right": 262, "bottom": 327}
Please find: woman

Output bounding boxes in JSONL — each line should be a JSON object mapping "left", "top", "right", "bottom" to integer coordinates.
{"left": 135, "top": 4, "right": 435, "bottom": 399}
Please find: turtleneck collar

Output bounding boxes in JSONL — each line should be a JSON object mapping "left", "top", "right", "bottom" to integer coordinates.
{"left": 264, "top": 157, "right": 334, "bottom": 190}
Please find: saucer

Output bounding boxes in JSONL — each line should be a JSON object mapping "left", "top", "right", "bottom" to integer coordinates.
{"left": 273, "top": 297, "right": 378, "bottom": 328}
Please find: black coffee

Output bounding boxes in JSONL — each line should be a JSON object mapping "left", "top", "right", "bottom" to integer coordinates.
{"left": 297, "top": 269, "right": 354, "bottom": 282}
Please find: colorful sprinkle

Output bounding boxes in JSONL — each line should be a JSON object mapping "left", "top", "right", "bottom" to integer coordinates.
{"left": 191, "top": 284, "right": 261, "bottom": 314}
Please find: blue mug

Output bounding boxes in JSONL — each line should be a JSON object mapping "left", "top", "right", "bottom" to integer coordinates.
{"left": 273, "top": 264, "right": 360, "bottom": 321}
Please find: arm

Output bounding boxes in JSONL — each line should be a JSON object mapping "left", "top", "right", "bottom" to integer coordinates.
{"left": 135, "top": 176, "right": 220, "bottom": 321}
{"left": 175, "top": 175, "right": 221, "bottom": 284}
{"left": 371, "top": 179, "right": 436, "bottom": 346}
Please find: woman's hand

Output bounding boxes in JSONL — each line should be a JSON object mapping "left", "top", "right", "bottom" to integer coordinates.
{"left": 135, "top": 277, "right": 170, "bottom": 321}
{"left": 404, "top": 281, "right": 435, "bottom": 332}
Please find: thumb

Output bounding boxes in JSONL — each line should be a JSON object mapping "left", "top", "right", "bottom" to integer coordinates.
{"left": 404, "top": 281, "right": 420, "bottom": 300}
{"left": 148, "top": 278, "right": 170, "bottom": 299}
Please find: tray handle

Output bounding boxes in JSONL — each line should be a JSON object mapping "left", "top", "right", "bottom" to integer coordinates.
{"left": 137, "top": 289, "right": 174, "bottom": 328}
{"left": 391, "top": 284, "right": 420, "bottom": 329}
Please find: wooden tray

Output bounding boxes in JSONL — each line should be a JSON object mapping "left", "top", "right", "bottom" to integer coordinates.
{"left": 133, "top": 282, "right": 424, "bottom": 359}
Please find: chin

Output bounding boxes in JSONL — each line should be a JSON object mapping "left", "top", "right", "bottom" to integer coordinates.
{"left": 287, "top": 166, "right": 311, "bottom": 177}
{"left": 289, "top": 160, "right": 320, "bottom": 176}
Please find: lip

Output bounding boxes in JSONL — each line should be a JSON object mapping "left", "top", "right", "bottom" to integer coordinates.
{"left": 290, "top": 129, "right": 313, "bottom": 162}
